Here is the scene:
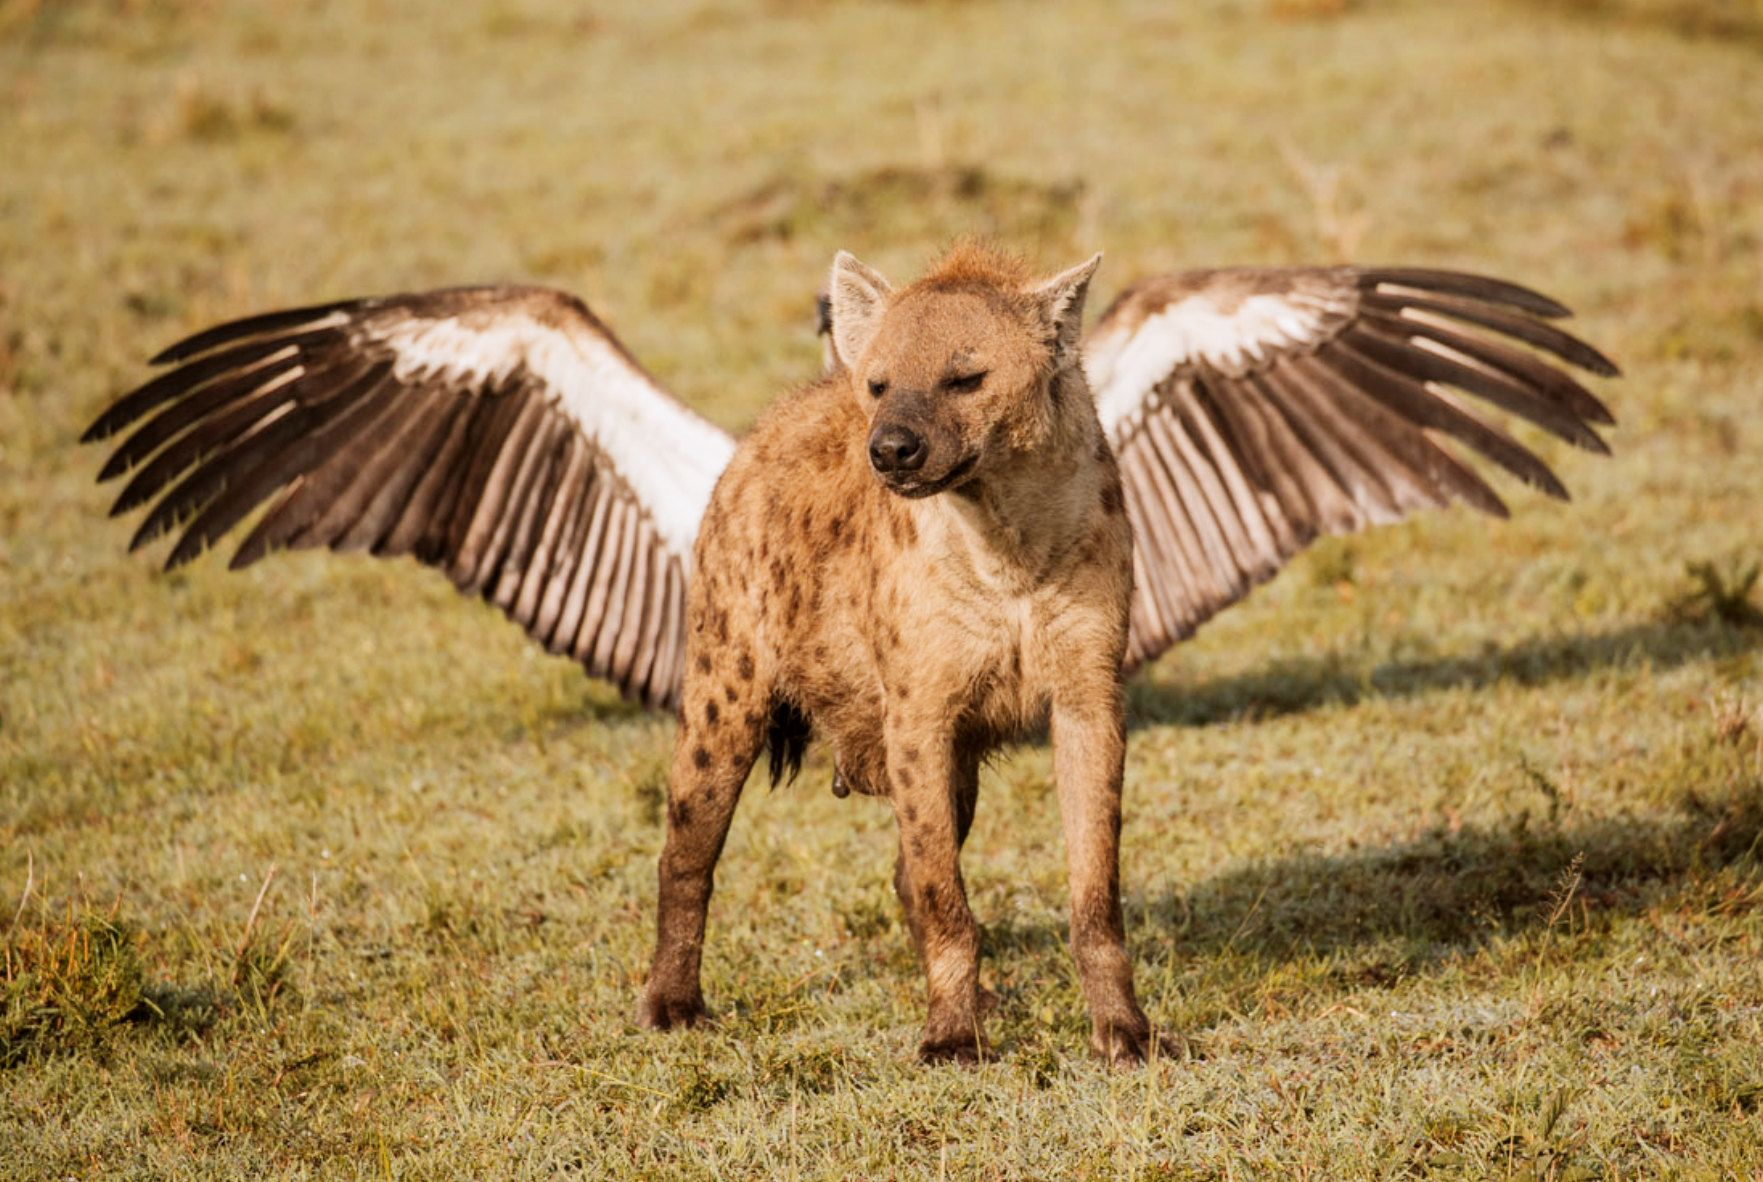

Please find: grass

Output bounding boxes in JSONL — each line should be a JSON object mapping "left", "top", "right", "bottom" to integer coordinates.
{"left": 3, "top": 0, "right": 1762, "bottom": 1176}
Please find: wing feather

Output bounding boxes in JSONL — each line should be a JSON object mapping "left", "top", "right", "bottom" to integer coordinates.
{"left": 512, "top": 439, "right": 589, "bottom": 626}
{"left": 531, "top": 458, "right": 596, "bottom": 645}
{"left": 87, "top": 285, "right": 736, "bottom": 710}
{"left": 1088, "top": 266, "right": 1615, "bottom": 671}
{"left": 554, "top": 482, "right": 615, "bottom": 656}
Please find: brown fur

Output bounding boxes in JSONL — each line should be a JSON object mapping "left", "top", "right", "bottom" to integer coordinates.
{"left": 638, "top": 243, "right": 1167, "bottom": 1065}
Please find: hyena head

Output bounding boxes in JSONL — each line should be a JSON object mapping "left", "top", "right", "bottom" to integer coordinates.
{"left": 826, "top": 243, "right": 1101, "bottom": 499}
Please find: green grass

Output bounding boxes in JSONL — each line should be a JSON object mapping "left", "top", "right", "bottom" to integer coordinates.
{"left": 3, "top": 0, "right": 1762, "bottom": 1176}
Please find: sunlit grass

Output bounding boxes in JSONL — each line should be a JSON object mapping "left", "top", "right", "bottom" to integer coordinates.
{"left": 3, "top": 0, "right": 1762, "bottom": 1177}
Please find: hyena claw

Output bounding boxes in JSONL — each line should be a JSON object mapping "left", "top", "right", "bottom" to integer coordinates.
{"left": 917, "top": 1034, "right": 991, "bottom": 1066}
{"left": 636, "top": 989, "right": 709, "bottom": 1031}
{"left": 1092, "top": 1022, "right": 1184, "bottom": 1068}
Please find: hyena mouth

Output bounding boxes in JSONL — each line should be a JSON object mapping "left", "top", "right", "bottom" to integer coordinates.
{"left": 886, "top": 454, "right": 978, "bottom": 499}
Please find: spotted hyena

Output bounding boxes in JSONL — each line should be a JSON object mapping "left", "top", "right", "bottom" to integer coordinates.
{"left": 638, "top": 242, "right": 1164, "bottom": 1065}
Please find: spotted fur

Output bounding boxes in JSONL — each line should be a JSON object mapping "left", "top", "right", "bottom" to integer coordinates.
{"left": 640, "top": 243, "right": 1165, "bottom": 1064}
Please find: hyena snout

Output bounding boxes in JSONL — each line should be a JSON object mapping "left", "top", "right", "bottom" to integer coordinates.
{"left": 868, "top": 423, "right": 927, "bottom": 474}
{"left": 867, "top": 398, "right": 975, "bottom": 497}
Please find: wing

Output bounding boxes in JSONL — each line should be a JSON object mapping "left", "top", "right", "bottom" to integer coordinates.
{"left": 1083, "top": 266, "right": 1618, "bottom": 672}
{"left": 84, "top": 285, "right": 737, "bottom": 710}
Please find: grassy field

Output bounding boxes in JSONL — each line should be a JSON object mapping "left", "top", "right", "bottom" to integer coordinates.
{"left": 4, "top": 0, "right": 1763, "bottom": 1177}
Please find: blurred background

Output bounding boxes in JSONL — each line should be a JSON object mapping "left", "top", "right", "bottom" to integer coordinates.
{"left": 3, "top": 0, "right": 1758, "bottom": 433}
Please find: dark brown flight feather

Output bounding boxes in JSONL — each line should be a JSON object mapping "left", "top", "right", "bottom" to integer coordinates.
{"left": 85, "top": 285, "right": 736, "bottom": 710}
{"left": 1087, "top": 266, "right": 1618, "bottom": 671}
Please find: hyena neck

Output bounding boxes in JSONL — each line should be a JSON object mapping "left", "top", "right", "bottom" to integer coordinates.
{"left": 923, "top": 367, "right": 1105, "bottom": 592}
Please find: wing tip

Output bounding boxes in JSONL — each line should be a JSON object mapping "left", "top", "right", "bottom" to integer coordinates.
{"left": 146, "top": 301, "right": 354, "bottom": 366}
{"left": 1362, "top": 267, "right": 1574, "bottom": 319}
{"left": 227, "top": 542, "right": 268, "bottom": 572}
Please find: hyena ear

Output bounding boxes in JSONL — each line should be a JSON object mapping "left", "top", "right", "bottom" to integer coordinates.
{"left": 828, "top": 251, "right": 895, "bottom": 370}
{"left": 1030, "top": 253, "right": 1103, "bottom": 360}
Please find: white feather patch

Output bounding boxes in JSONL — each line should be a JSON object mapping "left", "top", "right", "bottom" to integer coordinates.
{"left": 381, "top": 314, "right": 734, "bottom": 560}
{"left": 1085, "top": 291, "right": 1339, "bottom": 436}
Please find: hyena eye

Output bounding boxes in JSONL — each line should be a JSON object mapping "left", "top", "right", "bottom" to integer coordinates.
{"left": 944, "top": 371, "right": 987, "bottom": 394}
{"left": 867, "top": 378, "right": 888, "bottom": 398}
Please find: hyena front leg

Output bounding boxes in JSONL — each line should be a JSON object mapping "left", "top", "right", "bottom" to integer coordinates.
{"left": 887, "top": 718, "right": 987, "bottom": 1063}
{"left": 891, "top": 750, "right": 978, "bottom": 966}
{"left": 1050, "top": 691, "right": 1161, "bottom": 1066}
{"left": 638, "top": 661, "right": 769, "bottom": 1031}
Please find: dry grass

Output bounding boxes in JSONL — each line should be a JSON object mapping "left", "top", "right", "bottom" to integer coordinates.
{"left": 3, "top": 0, "right": 1762, "bottom": 1177}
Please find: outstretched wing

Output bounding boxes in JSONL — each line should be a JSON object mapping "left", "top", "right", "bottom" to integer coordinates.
{"left": 1083, "top": 266, "right": 1618, "bottom": 672}
{"left": 84, "top": 285, "right": 737, "bottom": 709}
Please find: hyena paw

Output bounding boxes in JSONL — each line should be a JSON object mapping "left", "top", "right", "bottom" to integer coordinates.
{"left": 636, "top": 987, "right": 708, "bottom": 1031}
{"left": 917, "top": 1033, "right": 990, "bottom": 1066}
{"left": 1092, "top": 1021, "right": 1183, "bottom": 1068}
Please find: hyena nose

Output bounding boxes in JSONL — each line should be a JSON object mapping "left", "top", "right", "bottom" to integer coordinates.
{"left": 868, "top": 424, "right": 927, "bottom": 474}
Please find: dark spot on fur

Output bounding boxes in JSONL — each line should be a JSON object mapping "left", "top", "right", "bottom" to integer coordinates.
{"left": 692, "top": 746, "right": 711, "bottom": 770}
{"left": 902, "top": 745, "right": 918, "bottom": 766}
{"left": 737, "top": 653, "right": 754, "bottom": 681}
{"left": 1100, "top": 480, "right": 1124, "bottom": 516}
{"left": 910, "top": 835, "right": 925, "bottom": 857}
{"left": 1094, "top": 437, "right": 1110, "bottom": 464}
{"left": 897, "top": 769, "right": 915, "bottom": 789}
{"left": 896, "top": 683, "right": 911, "bottom": 702}
{"left": 724, "top": 684, "right": 739, "bottom": 705}
{"left": 921, "top": 883, "right": 939, "bottom": 908}
{"left": 669, "top": 798, "right": 691, "bottom": 827}
{"left": 902, "top": 803, "right": 918, "bottom": 823}
{"left": 705, "top": 701, "right": 720, "bottom": 726}
{"left": 695, "top": 654, "right": 712, "bottom": 674}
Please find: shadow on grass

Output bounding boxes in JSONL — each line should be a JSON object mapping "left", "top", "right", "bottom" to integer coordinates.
{"left": 1152, "top": 782, "right": 1763, "bottom": 964}
{"left": 985, "top": 781, "right": 1763, "bottom": 981}
{"left": 1126, "top": 618, "right": 1762, "bottom": 729}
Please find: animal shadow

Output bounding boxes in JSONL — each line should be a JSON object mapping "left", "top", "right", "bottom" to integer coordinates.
{"left": 982, "top": 782, "right": 1761, "bottom": 1016}
{"left": 1146, "top": 783, "right": 1762, "bottom": 968}
{"left": 1126, "top": 617, "right": 1762, "bottom": 729}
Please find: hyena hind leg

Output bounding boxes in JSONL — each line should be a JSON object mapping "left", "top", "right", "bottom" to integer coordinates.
{"left": 638, "top": 672, "right": 771, "bottom": 1031}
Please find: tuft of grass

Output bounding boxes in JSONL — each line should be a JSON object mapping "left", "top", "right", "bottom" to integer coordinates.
{"left": 703, "top": 162, "right": 1088, "bottom": 256}
{"left": 1522, "top": 0, "right": 1763, "bottom": 43}
{"left": 1669, "top": 558, "right": 1763, "bottom": 630}
{"left": 2, "top": 901, "right": 146, "bottom": 1067}
{"left": 140, "top": 73, "right": 297, "bottom": 145}
{"left": 2, "top": 880, "right": 300, "bottom": 1071}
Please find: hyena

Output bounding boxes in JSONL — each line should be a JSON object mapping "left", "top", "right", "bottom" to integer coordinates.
{"left": 638, "top": 242, "right": 1163, "bottom": 1065}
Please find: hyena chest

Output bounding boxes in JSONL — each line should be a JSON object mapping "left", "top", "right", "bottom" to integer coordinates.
{"left": 809, "top": 583, "right": 1049, "bottom": 799}
{"left": 894, "top": 584, "right": 1052, "bottom": 736}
